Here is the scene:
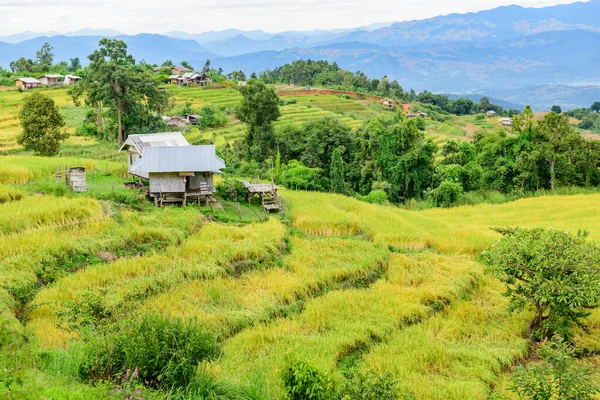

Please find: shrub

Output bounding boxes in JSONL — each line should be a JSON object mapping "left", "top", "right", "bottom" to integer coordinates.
{"left": 365, "top": 190, "right": 388, "bottom": 204}
{"left": 286, "top": 98, "right": 297, "bottom": 105}
{"left": 509, "top": 339, "right": 599, "bottom": 400}
{"left": 475, "top": 114, "right": 485, "bottom": 120}
{"left": 280, "top": 161, "right": 322, "bottom": 191}
{"left": 83, "top": 314, "right": 219, "bottom": 389}
{"left": 339, "top": 370, "right": 402, "bottom": 400}
{"left": 282, "top": 359, "right": 333, "bottom": 400}
{"left": 215, "top": 179, "right": 248, "bottom": 202}
{"left": 430, "top": 181, "right": 463, "bottom": 207}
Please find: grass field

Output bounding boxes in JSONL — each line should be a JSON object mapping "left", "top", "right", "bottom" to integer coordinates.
{"left": 1, "top": 85, "right": 600, "bottom": 399}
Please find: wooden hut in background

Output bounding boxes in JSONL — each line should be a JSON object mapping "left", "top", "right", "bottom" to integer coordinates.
{"left": 14, "top": 77, "right": 41, "bottom": 90}
{"left": 39, "top": 74, "right": 64, "bottom": 87}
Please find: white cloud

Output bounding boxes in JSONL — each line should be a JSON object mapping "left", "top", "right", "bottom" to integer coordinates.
{"left": 0, "top": 0, "right": 584, "bottom": 35}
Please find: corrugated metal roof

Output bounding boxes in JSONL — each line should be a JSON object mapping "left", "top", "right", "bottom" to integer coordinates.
{"left": 118, "top": 132, "right": 189, "bottom": 155}
{"left": 130, "top": 146, "right": 225, "bottom": 175}
{"left": 15, "top": 77, "right": 41, "bottom": 83}
{"left": 40, "top": 74, "right": 64, "bottom": 78}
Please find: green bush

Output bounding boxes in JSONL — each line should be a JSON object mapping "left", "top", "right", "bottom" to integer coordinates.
{"left": 82, "top": 314, "right": 219, "bottom": 389}
{"left": 286, "top": 98, "right": 297, "bottom": 105}
{"left": 282, "top": 359, "right": 333, "bottom": 400}
{"left": 475, "top": 114, "right": 485, "bottom": 120}
{"left": 339, "top": 370, "right": 402, "bottom": 400}
{"left": 365, "top": 190, "right": 388, "bottom": 204}
{"left": 430, "top": 181, "right": 463, "bottom": 207}
{"left": 215, "top": 179, "right": 248, "bottom": 202}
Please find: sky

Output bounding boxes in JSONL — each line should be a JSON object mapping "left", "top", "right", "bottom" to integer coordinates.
{"left": 0, "top": 0, "right": 584, "bottom": 36}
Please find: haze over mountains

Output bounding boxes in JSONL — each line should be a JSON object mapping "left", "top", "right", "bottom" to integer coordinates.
{"left": 1, "top": 0, "right": 599, "bottom": 109}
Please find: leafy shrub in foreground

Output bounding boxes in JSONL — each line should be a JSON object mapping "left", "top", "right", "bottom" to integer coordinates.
{"left": 509, "top": 339, "right": 599, "bottom": 400}
{"left": 282, "top": 359, "right": 333, "bottom": 400}
{"left": 83, "top": 314, "right": 219, "bottom": 389}
{"left": 481, "top": 228, "right": 600, "bottom": 340}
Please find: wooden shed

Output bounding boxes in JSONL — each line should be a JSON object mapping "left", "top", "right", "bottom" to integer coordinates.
{"left": 63, "top": 75, "right": 81, "bottom": 85}
{"left": 129, "top": 145, "right": 226, "bottom": 206}
{"left": 242, "top": 181, "right": 280, "bottom": 212}
{"left": 39, "top": 74, "right": 64, "bottom": 87}
{"left": 15, "top": 77, "right": 41, "bottom": 90}
{"left": 67, "top": 167, "right": 87, "bottom": 192}
{"left": 118, "top": 132, "right": 190, "bottom": 178}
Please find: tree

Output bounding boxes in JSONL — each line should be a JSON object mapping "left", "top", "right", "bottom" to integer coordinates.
{"left": 235, "top": 79, "right": 280, "bottom": 160}
{"left": 330, "top": 147, "right": 347, "bottom": 194}
{"left": 18, "top": 92, "right": 68, "bottom": 156}
{"left": 9, "top": 57, "right": 34, "bottom": 73}
{"left": 181, "top": 60, "right": 193, "bottom": 70}
{"left": 536, "top": 112, "right": 580, "bottom": 191}
{"left": 68, "top": 57, "right": 81, "bottom": 72}
{"left": 510, "top": 339, "right": 599, "bottom": 400}
{"left": 79, "top": 39, "right": 168, "bottom": 144}
{"left": 591, "top": 102, "right": 600, "bottom": 113}
{"left": 551, "top": 105, "right": 562, "bottom": 114}
{"left": 35, "top": 42, "right": 54, "bottom": 72}
{"left": 481, "top": 228, "right": 600, "bottom": 340}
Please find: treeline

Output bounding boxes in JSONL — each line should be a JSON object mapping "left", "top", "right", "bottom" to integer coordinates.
{"left": 565, "top": 103, "right": 600, "bottom": 133}
{"left": 224, "top": 81, "right": 600, "bottom": 207}
{"left": 259, "top": 59, "right": 513, "bottom": 116}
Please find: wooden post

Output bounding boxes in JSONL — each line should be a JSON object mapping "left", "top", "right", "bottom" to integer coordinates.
{"left": 105, "top": 164, "right": 108, "bottom": 174}
{"left": 55, "top": 166, "right": 60, "bottom": 184}
{"left": 89, "top": 180, "right": 92, "bottom": 192}
{"left": 121, "top": 164, "right": 125, "bottom": 179}
{"left": 237, "top": 202, "right": 242, "bottom": 221}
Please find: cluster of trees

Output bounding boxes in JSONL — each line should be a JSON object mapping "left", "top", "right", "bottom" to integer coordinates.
{"left": 565, "top": 102, "right": 600, "bottom": 133}
{"left": 69, "top": 39, "right": 169, "bottom": 144}
{"left": 224, "top": 79, "right": 436, "bottom": 203}
{"left": 225, "top": 81, "right": 600, "bottom": 207}
{"left": 9, "top": 42, "right": 82, "bottom": 75}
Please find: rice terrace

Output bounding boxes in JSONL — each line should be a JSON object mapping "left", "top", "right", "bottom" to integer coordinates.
{"left": 2, "top": 2, "right": 600, "bottom": 398}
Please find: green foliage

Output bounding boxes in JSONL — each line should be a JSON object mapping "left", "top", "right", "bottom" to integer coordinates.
{"left": 236, "top": 79, "right": 281, "bottom": 161}
{"left": 339, "top": 370, "right": 402, "bottom": 400}
{"left": 360, "top": 190, "right": 388, "bottom": 204}
{"left": 35, "top": 42, "right": 54, "bottom": 72}
{"left": 74, "top": 38, "right": 169, "bottom": 144}
{"left": 280, "top": 161, "right": 322, "bottom": 190}
{"left": 18, "top": 91, "right": 68, "bottom": 156}
{"left": 215, "top": 179, "right": 248, "bottom": 202}
{"left": 57, "top": 290, "right": 113, "bottom": 331}
{"left": 198, "top": 106, "right": 228, "bottom": 129}
{"left": 591, "top": 102, "right": 600, "bottom": 113}
{"left": 83, "top": 314, "right": 219, "bottom": 389}
{"left": 282, "top": 359, "right": 333, "bottom": 400}
{"left": 481, "top": 228, "right": 600, "bottom": 340}
{"left": 509, "top": 339, "right": 599, "bottom": 400}
{"left": 329, "top": 146, "right": 348, "bottom": 194}
{"left": 550, "top": 105, "right": 562, "bottom": 114}
{"left": 430, "top": 181, "right": 463, "bottom": 207}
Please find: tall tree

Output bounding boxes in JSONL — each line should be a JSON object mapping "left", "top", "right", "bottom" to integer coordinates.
{"left": 35, "top": 42, "right": 54, "bottom": 72}
{"left": 550, "top": 105, "right": 562, "bottom": 114}
{"left": 329, "top": 147, "right": 347, "bottom": 194}
{"left": 235, "top": 79, "right": 280, "bottom": 160}
{"left": 536, "top": 112, "right": 580, "bottom": 191}
{"left": 68, "top": 57, "right": 81, "bottom": 72}
{"left": 591, "top": 101, "right": 600, "bottom": 113}
{"left": 18, "top": 92, "right": 68, "bottom": 156}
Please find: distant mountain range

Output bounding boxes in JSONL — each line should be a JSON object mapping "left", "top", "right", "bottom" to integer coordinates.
{"left": 1, "top": 0, "right": 599, "bottom": 110}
